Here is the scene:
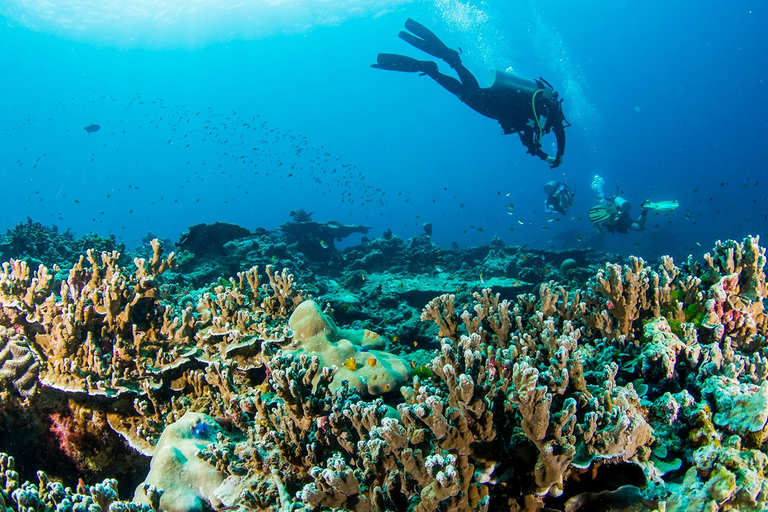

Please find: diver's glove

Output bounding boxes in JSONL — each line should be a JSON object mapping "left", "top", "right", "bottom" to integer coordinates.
{"left": 547, "top": 155, "right": 563, "bottom": 169}
{"left": 641, "top": 200, "right": 651, "bottom": 211}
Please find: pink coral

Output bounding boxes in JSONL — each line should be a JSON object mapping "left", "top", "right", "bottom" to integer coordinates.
{"left": 49, "top": 413, "right": 81, "bottom": 460}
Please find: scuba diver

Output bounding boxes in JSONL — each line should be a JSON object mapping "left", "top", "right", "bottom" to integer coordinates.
{"left": 589, "top": 196, "right": 679, "bottom": 234}
{"left": 544, "top": 180, "right": 574, "bottom": 215}
{"left": 372, "top": 19, "right": 568, "bottom": 168}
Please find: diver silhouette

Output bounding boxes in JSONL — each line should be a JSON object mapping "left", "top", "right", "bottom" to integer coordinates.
{"left": 373, "top": 19, "right": 569, "bottom": 168}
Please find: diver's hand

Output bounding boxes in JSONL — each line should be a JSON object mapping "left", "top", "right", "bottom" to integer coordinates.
{"left": 547, "top": 155, "right": 562, "bottom": 169}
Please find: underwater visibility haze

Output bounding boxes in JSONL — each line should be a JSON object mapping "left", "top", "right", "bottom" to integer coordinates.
{"left": 1, "top": 1, "right": 768, "bottom": 511}
{"left": 0, "top": 0, "right": 765, "bottom": 258}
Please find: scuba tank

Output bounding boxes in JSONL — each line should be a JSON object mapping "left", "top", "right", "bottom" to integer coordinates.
{"left": 487, "top": 69, "right": 543, "bottom": 95}
{"left": 614, "top": 196, "right": 632, "bottom": 214}
{"left": 543, "top": 180, "right": 559, "bottom": 195}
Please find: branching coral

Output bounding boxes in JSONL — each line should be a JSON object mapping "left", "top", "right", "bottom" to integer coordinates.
{"left": 5, "top": 234, "right": 768, "bottom": 512}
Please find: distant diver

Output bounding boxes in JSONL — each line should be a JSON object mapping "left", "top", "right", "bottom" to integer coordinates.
{"left": 372, "top": 18, "right": 569, "bottom": 168}
{"left": 83, "top": 124, "right": 101, "bottom": 134}
{"left": 589, "top": 197, "right": 679, "bottom": 233}
{"left": 543, "top": 180, "right": 574, "bottom": 215}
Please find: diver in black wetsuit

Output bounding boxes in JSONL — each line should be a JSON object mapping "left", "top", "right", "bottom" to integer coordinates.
{"left": 544, "top": 180, "right": 574, "bottom": 215}
{"left": 372, "top": 18, "right": 568, "bottom": 168}
{"left": 591, "top": 196, "right": 649, "bottom": 233}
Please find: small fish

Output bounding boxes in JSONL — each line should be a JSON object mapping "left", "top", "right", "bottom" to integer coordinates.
{"left": 83, "top": 124, "right": 100, "bottom": 134}
{"left": 343, "top": 358, "right": 357, "bottom": 371}
{"left": 361, "top": 271, "right": 366, "bottom": 281}
{"left": 435, "top": 265, "right": 445, "bottom": 273}
{"left": 512, "top": 280, "right": 521, "bottom": 287}
{"left": 517, "top": 220, "right": 524, "bottom": 225}
{"left": 480, "top": 273, "right": 485, "bottom": 284}
{"left": 547, "top": 218, "right": 555, "bottom": 223}
{"left": 367, "top": 357, "right": 377, "bottom": 367}
{"left": 576, "top": 235, "right": 583, "bottom": 242}
{"left": 319, "top": 240, "right": 329, "bottom": 249}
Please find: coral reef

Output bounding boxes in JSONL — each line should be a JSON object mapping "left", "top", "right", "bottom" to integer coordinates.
{"left": 2, "top": 227, "right": 768, "bottom": 511}
{"left": 0, "top": 452, "right": 152, "bottom": 512}
{"left": 0, "top": 217, "right": 125, "bottom": 269}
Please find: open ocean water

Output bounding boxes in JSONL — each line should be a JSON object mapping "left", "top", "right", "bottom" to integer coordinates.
{"left": 0, "top": 0, "right": 765, "bottom": 261}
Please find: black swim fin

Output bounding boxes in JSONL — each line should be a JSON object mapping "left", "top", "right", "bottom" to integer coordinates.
{"left": 371, "top": 53, "right": 438, "bottom": 75}
{"left": 399, "top": 18, "right": 460, "bottom": 67}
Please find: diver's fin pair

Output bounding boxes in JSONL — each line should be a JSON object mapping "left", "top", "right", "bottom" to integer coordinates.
{"left": 589, "top": 205, "right": 612, "bottom": 223}
{"left": 642, "top": 200, "right": 680, "bottom": 212}
{"left": 371, "top": 53, "right": 438, "bottom": 75}
{"left": 398, "top": 18, "right": 461, "bottom": 67}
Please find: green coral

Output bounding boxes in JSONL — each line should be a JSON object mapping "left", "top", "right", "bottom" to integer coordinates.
{"left": 684, "top": 303, "right": 706, "bottom": 326}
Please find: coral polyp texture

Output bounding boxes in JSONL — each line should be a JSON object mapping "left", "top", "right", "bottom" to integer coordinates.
{"left": 1, "top": 233, "right": 768, "bottom": 511}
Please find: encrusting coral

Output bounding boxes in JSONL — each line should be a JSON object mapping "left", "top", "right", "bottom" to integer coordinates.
{"left": 3, "top": 235, "right": 768, "bottom": 511}
{"left": 285, "top": 300, "right": 411, "bottom": 395}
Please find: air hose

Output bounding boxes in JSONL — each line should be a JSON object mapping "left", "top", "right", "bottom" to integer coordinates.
{"left": 531, "top": 89, "right": 545, "bottom": 145}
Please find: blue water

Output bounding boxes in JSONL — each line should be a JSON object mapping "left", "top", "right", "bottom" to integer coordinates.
{"left": 0, "top": 1, "right": 765, "bottom": 261}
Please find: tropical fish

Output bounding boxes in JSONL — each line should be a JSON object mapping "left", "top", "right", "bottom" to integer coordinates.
{"left": 83, "top": 124, "right": 101, "bottom": 133}
{"left": 343, "top": 358, "right": 357, "bottom": 371}
{"left": 319, "top": 240, "right": 329, "bottom": 249}
{"left": 412, "top": 365, "right": 433, "bottom": 379}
